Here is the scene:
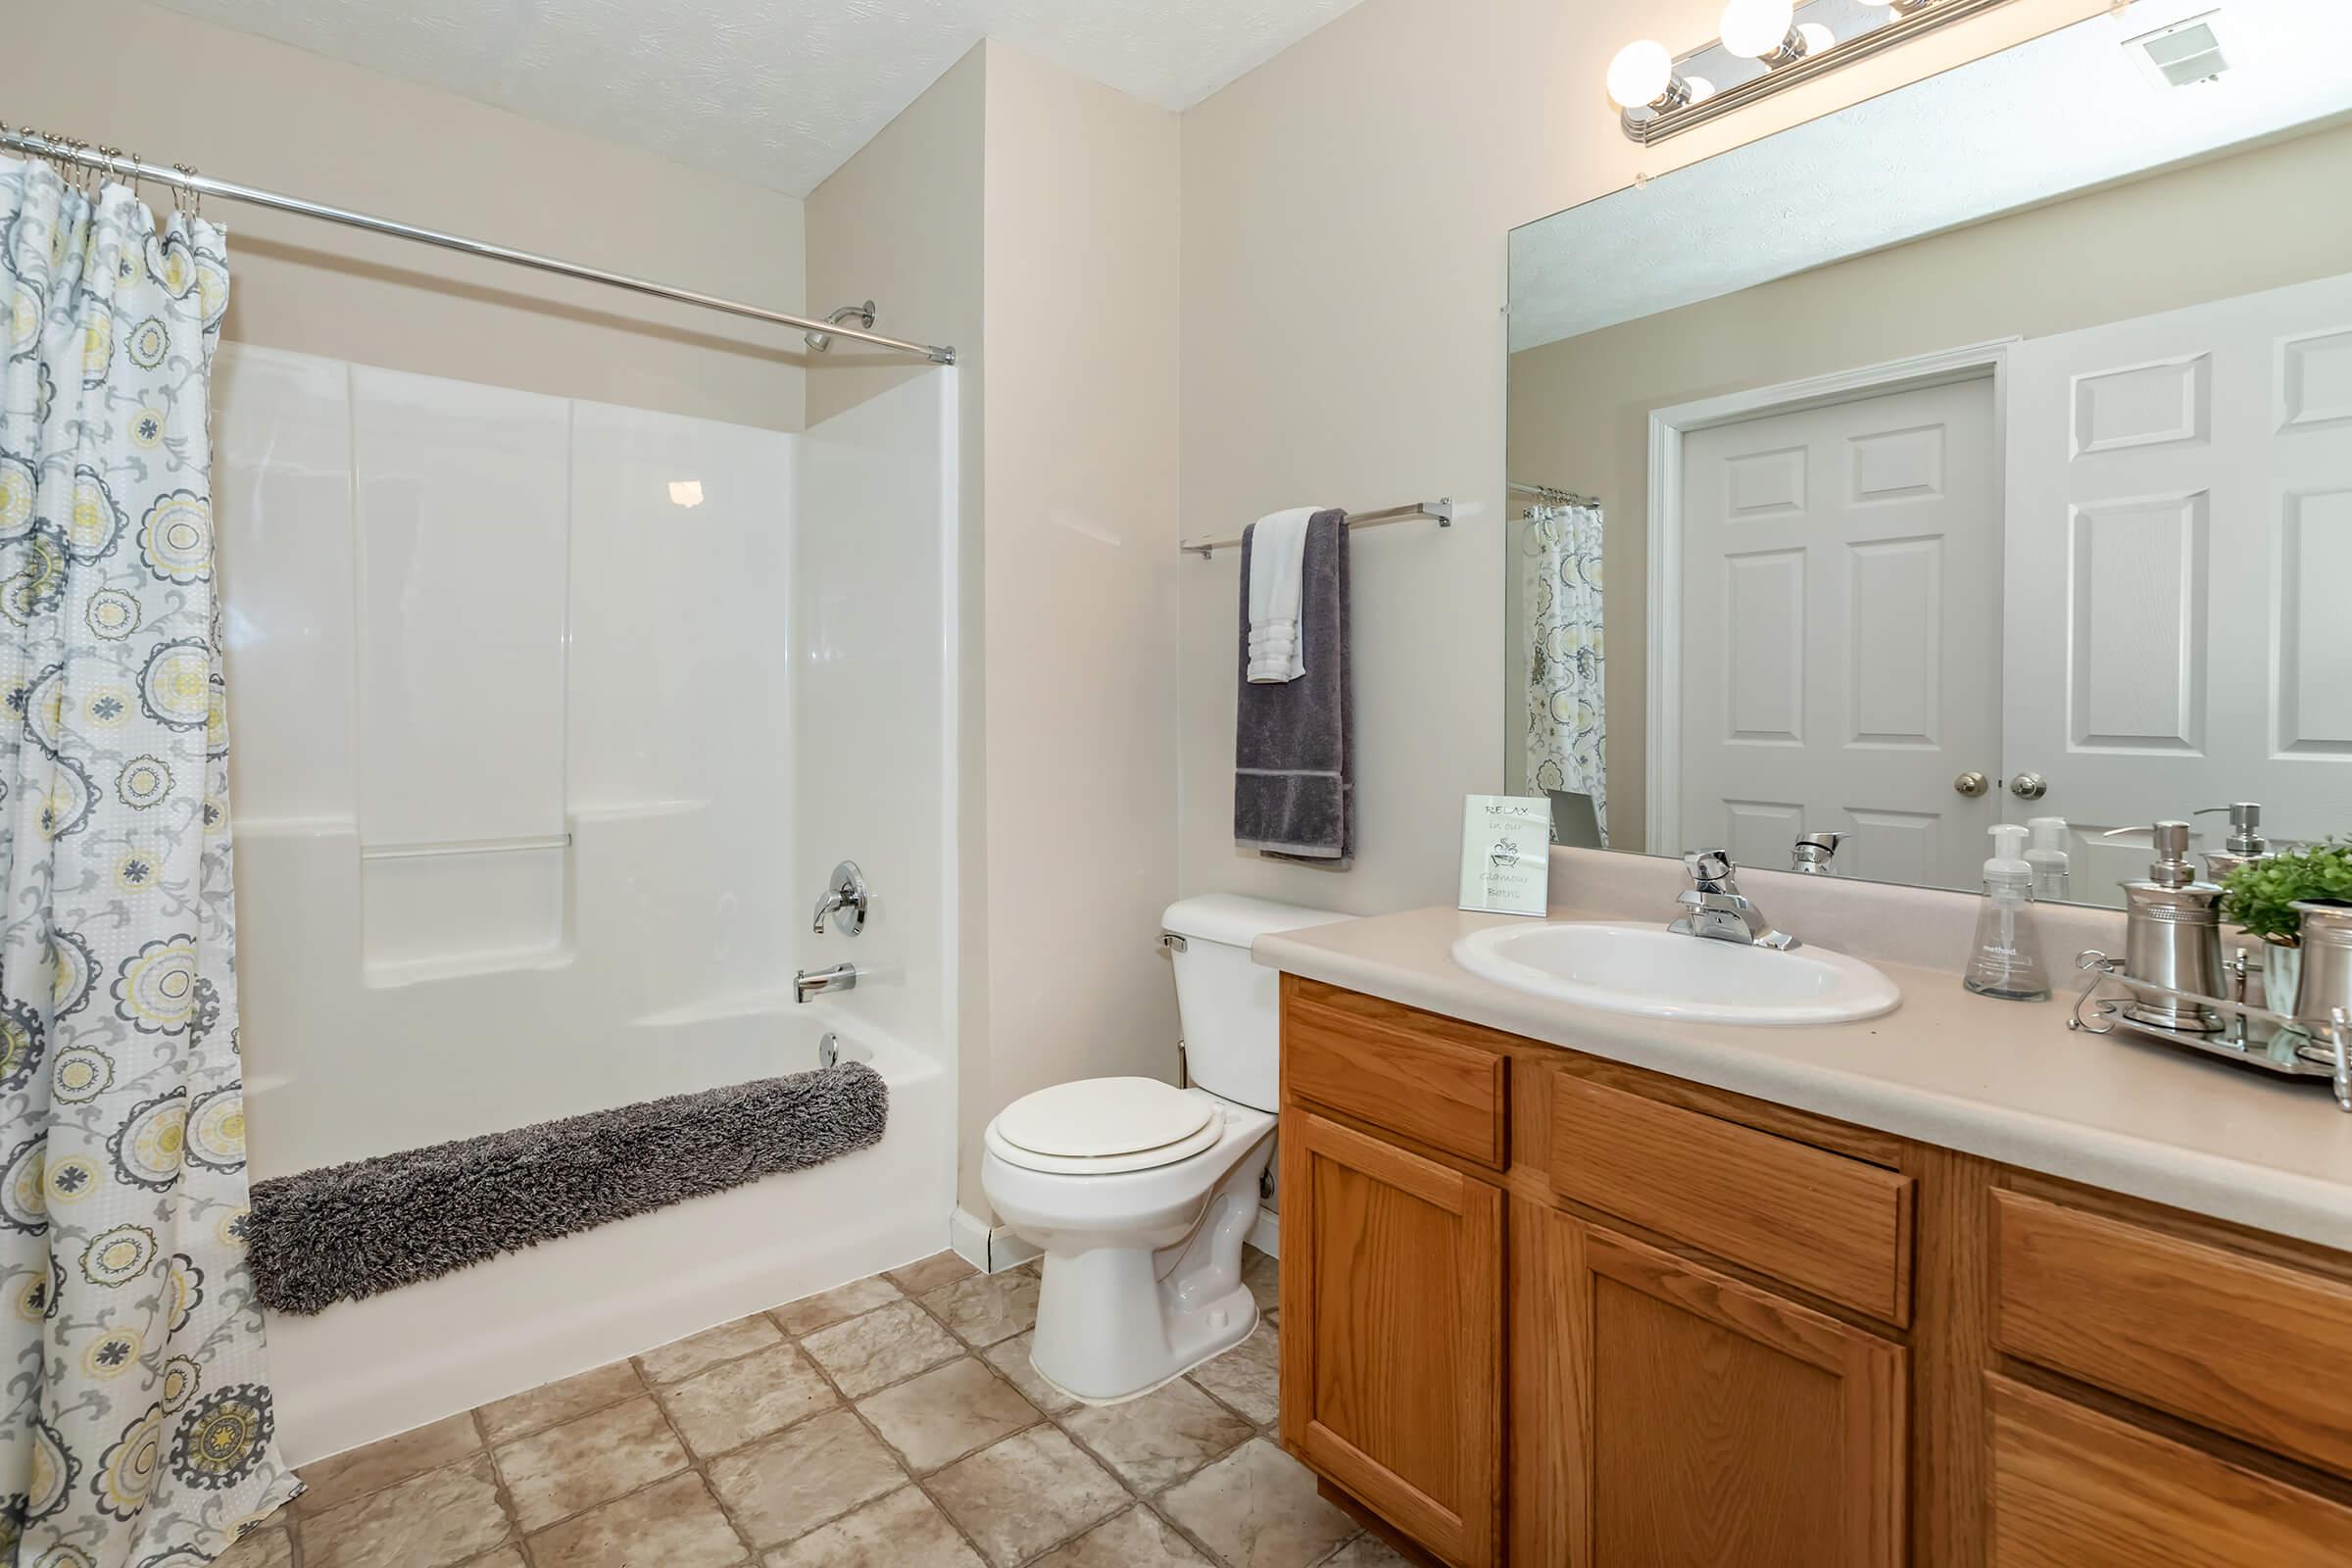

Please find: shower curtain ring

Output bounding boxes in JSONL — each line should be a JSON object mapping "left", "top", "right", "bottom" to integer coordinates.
{"left": 172, "top": 163, "right": 201, "bottom": 219}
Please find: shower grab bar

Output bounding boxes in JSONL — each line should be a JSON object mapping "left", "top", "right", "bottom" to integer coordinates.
{"left": 361, "top": 833, "right": 573, "bottom": 861}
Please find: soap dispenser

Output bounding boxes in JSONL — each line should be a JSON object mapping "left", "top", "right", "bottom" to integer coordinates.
{"left": 2195, "top": 802, "right": 2273, "bottom": 882}
{"left": 1965, "top": 824, "right": 2051, "bottom": 1003}
{"left": 2114, "top": 820, "right": 2227, "bottom": 1034}
{"left": 2025, "top": 816, "right": 2072, "bottom": 903}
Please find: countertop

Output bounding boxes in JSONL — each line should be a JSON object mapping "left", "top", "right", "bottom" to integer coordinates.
{"left": 1255, "top": 903, "right": 2352, "bottom": 1252}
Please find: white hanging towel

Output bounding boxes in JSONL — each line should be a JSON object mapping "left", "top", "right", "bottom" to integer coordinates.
{"left": 1245, "top": 507, "right": 1320, "bottom": 683}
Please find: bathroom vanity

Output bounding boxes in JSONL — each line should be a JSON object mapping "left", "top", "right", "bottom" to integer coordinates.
{"left": 1261, "top": 904, "right": 2352, "bottom": 1568}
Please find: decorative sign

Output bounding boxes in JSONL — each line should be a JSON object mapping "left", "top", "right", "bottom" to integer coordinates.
{"left": 1459, "top": 795, "right": 1553, "bottom": 916}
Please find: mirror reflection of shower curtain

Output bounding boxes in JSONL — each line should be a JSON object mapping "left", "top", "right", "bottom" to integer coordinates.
{"left": 1523, "top": 503, "right": 1606, "bottom": 845}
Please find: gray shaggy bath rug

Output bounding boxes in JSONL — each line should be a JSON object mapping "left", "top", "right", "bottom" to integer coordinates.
{"left": 248, "top": 1061, "right": 888, "bottom": 1314}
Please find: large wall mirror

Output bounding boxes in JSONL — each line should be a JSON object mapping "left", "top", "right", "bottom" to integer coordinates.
{"left": 1506, "top": 0, "right": 2352, "bottom": 908}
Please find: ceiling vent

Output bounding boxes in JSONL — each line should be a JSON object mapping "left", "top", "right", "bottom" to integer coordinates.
{"left": 2127, "top": 11, "right": 2231, "bottom": 89}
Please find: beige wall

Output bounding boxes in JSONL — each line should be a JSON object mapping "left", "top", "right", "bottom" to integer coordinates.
{"left": 977, "top": 45, "right": 1183, "bottom": 1207}
{"left": 1175, "top": 0, "right": 2107, "bottom": 916}
{"left": 1506, "top": 121, "right": 2352, "bottom": 854}
{"left": 2, "top": 0, "right": 808, "bottom": 429}
{"left": 805, "top": 47, "right": 996, "bottom": 1215}
{"left": 808, "top": 43, "right": 1181, "bottom": 1217}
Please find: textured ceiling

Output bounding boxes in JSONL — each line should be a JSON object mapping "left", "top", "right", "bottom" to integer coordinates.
{"left": 150, "top": 0, "right": 1369, "bottom": 196}
{"left": 1511, "top": 0, "right": 2352, "bottom": 349}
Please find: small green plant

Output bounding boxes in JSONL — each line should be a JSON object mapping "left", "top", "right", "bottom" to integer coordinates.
{"left": 2220, "top": 840, "right": 2352, "bottom": 944}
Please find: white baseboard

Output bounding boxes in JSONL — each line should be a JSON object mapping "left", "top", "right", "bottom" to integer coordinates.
{"left": 1248, "top": 1202, "right": 1280, "bottom": 1259}
{"left": 951, "top": 1206, "right": 1043, "bottom": 1274}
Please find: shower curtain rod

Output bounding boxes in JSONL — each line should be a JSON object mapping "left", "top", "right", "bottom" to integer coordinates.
{"left": 1511, "top": 480, "right": 1599, "bottom": 509}
{"left": 0, "top": 126, "right": 959, "bottom": 366}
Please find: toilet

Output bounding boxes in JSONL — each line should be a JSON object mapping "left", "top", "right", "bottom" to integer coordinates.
{"left": 981, "top": 894, "right": 1347, "bottom": 1404}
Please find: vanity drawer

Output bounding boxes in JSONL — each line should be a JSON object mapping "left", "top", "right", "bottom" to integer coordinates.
{"left": 1992, "top": 1190, "right": 2352, "bottom": 1480}
{"left": 1282, "top": 983, "right": 1509, "bottom": 1170}
{"left": 1547, "top": 1075, "right": 1913, "bottom": 1322}
{"left": 1988, "top": 1375, "right": 2352, "bottom": 1567}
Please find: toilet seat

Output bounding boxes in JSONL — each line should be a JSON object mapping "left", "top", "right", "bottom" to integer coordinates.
{"left": 991, "top": 1078, "right": 1224, "bottom": 1175}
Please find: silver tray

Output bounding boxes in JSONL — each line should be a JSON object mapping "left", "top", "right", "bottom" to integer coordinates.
{"left": 2070, "top": 952, "right": 2351, "bottom": 1111}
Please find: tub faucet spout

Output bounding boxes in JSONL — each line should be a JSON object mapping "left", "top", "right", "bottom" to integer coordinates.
{"left": 795, "top": 963, "right": 858, "bottom": 1004}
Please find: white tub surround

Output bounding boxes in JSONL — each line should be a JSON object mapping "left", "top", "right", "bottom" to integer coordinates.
{"left": 217, "top": 351, "right": 960, "bottom": 1461}
{"left": 1251, "top": 849, "right": 2352, "bottom": 1253}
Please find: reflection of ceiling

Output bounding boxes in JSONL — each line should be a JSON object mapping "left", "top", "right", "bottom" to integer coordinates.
{"left": 148, "top": 0, "right": 1369, "bottom": 197}
{"left": 1510, "top": 0, "right": 2352, "bottom": 351}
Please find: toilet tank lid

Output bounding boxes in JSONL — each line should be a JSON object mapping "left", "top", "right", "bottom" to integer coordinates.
{"left": 1162, "top": 894, "right": 1352, "bottom": 950}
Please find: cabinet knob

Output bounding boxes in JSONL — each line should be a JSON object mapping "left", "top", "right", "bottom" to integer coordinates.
{"left": 1954, "top": 771, "right": 1989, "bottom": 798}
{"left": 2010, "top": 772, "right": 2049, "bottom": 801}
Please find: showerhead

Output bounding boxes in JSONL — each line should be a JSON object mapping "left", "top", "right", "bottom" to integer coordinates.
{"left": 805, "top": 299, "right": 877, "bottom": 354}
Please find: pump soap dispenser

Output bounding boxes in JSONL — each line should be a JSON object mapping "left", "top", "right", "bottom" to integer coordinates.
{"left": 2195, "top": 802, "right": 2273, "bottom": 882}
{"left": 1965, "top": 825, "right": 2051, "bottom": 1003}
{"left": 2114, "top": 820, "right": 2227, "bottom": 1035}
{"left": 2025, "top": 817, "right": 2071, "bottom": 903}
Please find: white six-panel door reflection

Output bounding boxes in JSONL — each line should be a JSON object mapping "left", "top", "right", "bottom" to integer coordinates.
{"left": 2005, "top": 270, "right": 2352, "bottom": 895}
{"left": 1678, "top": 377, "right": 2002, "bottom": 890}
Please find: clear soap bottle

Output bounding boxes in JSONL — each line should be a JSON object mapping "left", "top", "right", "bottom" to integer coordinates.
{"left": 1965, "top": 824, "right": 2051, "bottom": 1002}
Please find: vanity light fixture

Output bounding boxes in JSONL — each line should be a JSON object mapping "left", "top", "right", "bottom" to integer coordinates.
{"left": 1611, "top": 0, "right": 2024, "bottom": 143}
{"left": 1605, "top": 40, "right": 1715, "bottom": 114}
{"left": 1720, "top": 0, "right": 1805, "bottom": 65}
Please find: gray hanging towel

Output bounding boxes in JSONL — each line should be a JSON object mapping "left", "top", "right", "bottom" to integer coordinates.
{"left": 1235, "top": 509, "right": 1353, "bottom": 864}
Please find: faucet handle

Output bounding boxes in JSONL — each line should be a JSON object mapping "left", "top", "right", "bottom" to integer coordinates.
{"left": 1796, "top": 830, "right": 1849, "bottom": 852}
{"left": 1686, "top": 849, "right": 1736, "bottom": 884}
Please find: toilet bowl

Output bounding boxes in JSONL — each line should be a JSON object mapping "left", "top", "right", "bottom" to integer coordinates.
{"left": 980, "top": 895, "right": 1347, "bottom": 1404}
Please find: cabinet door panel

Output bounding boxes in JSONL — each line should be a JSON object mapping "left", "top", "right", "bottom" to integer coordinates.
{"left": 1989, "top": 1375, "right": 2352, "bottom": 1566}
{"left": 1549, "top": 1213, "right": 1907, "bottom": 1568}
{"left": 1281, "top": 1112, "right": 1502, "bottom": 1568}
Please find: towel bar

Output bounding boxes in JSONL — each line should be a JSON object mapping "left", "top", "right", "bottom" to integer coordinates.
{"left": 1181, "top": 498, "right": 1452, "bottom": 559}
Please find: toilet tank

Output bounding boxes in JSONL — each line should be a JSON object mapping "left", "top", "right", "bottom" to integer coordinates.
{"left": 1163, "top": 895, "right": 1350, "bottom": 1113}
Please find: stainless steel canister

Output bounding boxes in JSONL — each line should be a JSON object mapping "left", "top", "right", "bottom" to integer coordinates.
{"left": 2292, "top": 901, "right": 2352, "bottom": 1029}
{"left": 2121, "top": 883, "right": 2228, "bottom": 1034}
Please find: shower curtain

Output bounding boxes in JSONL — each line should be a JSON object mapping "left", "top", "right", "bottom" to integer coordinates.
{"left": 0, "top": 158, "right": 297, "bottom": 1564}
{"left": 1523, "top": 503, "right": 1607, "bottom": 845}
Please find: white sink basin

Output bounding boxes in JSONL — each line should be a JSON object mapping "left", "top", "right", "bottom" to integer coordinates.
{"left": 1451, "top": 921, "right": 1900, "bottom": 1026}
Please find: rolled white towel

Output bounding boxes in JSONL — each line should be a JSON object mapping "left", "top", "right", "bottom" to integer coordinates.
{"left": 1246, "top": 508, "right": 1317, "bottom": 683}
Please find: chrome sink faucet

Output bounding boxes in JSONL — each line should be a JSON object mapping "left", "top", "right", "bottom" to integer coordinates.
{"left": 1790, "top": 830, "right": 1849, "bottom": 875}
{"left": 1670, "top": 850, "right": 1800, "bottom": 951}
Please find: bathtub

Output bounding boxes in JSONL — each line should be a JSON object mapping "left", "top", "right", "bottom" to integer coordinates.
{"left": 262, "top": 1012, "right": 951, "bottom": 1464}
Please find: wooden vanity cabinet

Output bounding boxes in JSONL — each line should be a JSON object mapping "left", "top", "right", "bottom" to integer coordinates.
{"left": 1276, "top": 975, "right": 2352, "bottom": 1568}
{"left": 1537, "top": 1210, "right": 1907, "bottom": 1567}
{"left": 1279, "top": 1110, "right": 1504, "bottom": 1568}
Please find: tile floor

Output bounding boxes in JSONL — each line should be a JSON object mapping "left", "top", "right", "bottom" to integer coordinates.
{"left": 226, "top": 1247, "right": 1407, "bottom": 1568}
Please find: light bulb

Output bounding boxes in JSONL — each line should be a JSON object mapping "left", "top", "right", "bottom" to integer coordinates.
{"left": 1796, "top": 21, "right": 1836, "bottom": 53}
{"left": 1606, "top": 40, "right": 1675, "bottom": 109}
{"left": 1720, "top": 0, "right": 1797, "bottom": 57}
{"left": 1685, "top": 74, "right": 1717, "bottom": 104}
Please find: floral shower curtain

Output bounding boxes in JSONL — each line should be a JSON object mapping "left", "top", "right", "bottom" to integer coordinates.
{"left": 1522, "top": 503, "right": 1607, "bottom": 845}
{"left": 0, "top": 157, "right": 297, "bottom": 1564}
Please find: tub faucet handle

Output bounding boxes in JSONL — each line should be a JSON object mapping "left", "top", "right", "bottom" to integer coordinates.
{"left": 812, "top": 860, "right": 868, "bottom": 936}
